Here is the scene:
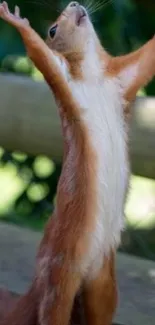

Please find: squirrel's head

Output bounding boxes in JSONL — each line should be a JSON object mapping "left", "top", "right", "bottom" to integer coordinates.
{"left": 46, "top": 2, "right": 99, "bottom": 54}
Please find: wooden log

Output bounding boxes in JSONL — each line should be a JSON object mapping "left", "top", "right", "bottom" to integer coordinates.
{"left": 0, "top": 74, "right": 63, "bottom": 161}
{"left": 130, "top": 97, "right": 155, "bottom": 179}
{"left": 0, "top": 73, "right": 155, "bottom": 179}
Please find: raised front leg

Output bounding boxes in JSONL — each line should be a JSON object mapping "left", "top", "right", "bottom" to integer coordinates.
{"left": 0, "top": 2, "right": 58, "bottom": 78}
{"left": 83, "top": 252, "right": 117, "bottom": 325}
{"left": 106, "top": 36, "right": 155, "bottom": 103}
{"left": 0, "top": 2, "right": 78, "bottom": 119}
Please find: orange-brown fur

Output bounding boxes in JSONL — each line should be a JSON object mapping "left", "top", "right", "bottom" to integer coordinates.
{"left": 106, "top": 37, "right": 155, "bottom": 102}
{"left": 0, "top": 290, "right": 19, "bottom": 320}
{"left": 83, "top": 253, "right": 117, "bottom": 325}
{"left": 0, "top": 2, "right": 155, "bottom": 325}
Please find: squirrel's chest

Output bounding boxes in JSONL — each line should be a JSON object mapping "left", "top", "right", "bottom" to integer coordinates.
{"left": 68, "top": 80, "right": 129, "bottom": 199}
{"left": 68, "top": 80, "right": 129, "bottom": 275}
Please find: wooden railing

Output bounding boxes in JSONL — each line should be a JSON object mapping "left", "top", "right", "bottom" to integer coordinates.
{"left": 0, "top": 74, "right": 155, "bottom": 179}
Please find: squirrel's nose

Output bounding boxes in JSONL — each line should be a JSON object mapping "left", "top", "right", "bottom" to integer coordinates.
{"left": 69, "top": 2, "right": 79, "bottom": 7}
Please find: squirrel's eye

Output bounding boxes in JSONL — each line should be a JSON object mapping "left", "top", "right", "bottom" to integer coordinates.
{"left": 49, "top": 24, "right": 58, "bottom": 39}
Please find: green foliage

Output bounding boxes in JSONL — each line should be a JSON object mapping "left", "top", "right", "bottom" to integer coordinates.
{"left": 0, "top": 148, "right": 61, "bottom": 222}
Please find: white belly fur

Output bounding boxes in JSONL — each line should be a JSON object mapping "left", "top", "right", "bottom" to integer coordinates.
{"left": 69, "top": 78, "right": 129, "bottom": 279}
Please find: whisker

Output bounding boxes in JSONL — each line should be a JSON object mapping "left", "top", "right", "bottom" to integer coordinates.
{"left": 86, "top": 0, "right": 103, "bottom": 13}
{"left": 86, "top": 0, "right": 95, "bottom": 11}
{"left": 84, "top": 0, "right": 94, "bottom": 9}
{"left": 90, "top": 0, "right": 111, "bottom": 10}
{"left": 88, "top": 0, "right": 112, "bottom": 15}
{"left": 89, "top": 0, "right": 104, "bottom": 8}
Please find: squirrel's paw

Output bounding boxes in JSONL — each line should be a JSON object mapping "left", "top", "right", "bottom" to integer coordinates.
{"left": 0, "top": 2, "right": 29, "bottom": 27}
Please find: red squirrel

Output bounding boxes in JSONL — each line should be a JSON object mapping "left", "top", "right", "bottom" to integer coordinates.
{"left": 0, "top": 1, "right": 155, "bottom": 325}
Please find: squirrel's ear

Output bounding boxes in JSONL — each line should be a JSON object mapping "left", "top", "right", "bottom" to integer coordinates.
{"left": 106, "top": 37, "right": 155, "bottom": 102}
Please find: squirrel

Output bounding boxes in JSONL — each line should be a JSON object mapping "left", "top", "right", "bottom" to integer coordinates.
{"left": 0, "top": 1, "right": 155, "bottom": 325}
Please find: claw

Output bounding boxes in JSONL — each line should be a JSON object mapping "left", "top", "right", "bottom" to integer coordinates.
{"left": 2, "top": 1, "right": 9, "bottom": 14}
{"left": 15, "top": 5, "right": 20, "bottom": 17}
{"left": 0, "top": 1, "right": 9, "bottom": 18}
{"left": 23, "top": 17, "right": 29, "bottom": 26}
{"left": 0, "top": 1, "right": 29, "bottom": 28}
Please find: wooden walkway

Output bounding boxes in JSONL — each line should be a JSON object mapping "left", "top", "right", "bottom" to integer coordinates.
{"left": 0, "top": 222, "right": 154, "bottom": 325}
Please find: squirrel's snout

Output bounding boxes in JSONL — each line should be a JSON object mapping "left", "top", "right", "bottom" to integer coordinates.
{"left": 69, "top": 2, "right": 79, "bottom": 7}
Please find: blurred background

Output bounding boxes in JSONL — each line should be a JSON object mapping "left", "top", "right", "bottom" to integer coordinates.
{"left": 0, "top": 0, "right": 155, "bottom": 262}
